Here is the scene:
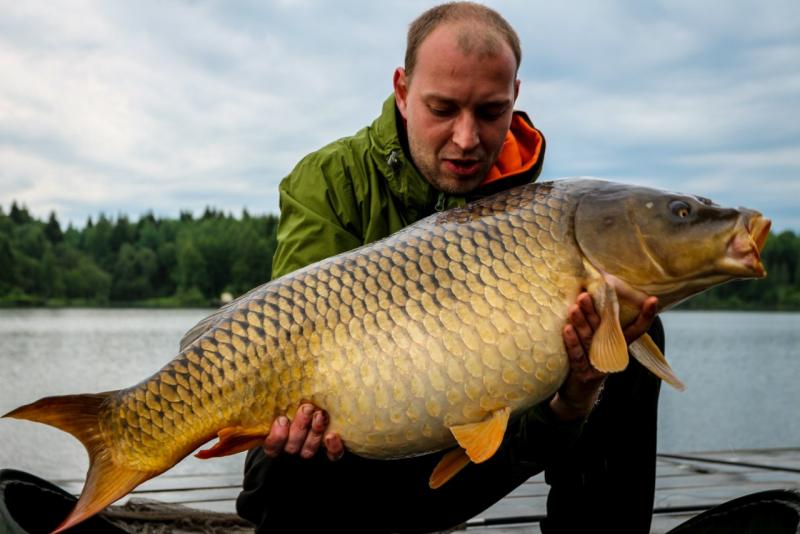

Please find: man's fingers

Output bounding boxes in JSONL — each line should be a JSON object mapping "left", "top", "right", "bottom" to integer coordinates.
{"left": 324, "top": 432, "right": 345, "bottom": 461}
{"left": 576, "top": 292, "right": 601, "bottom": 331}
{"left": 643, "top": 296, "right": 659, "bottom": 317}
{"left": 263, "top": 403, "right": 345, "bottom": 461}
{"left": 263, "top": 416, "right": 289, "bottom": 458}
{"left": 300, "top": 410, "right": 328, "bottom": 459}
{"left": 563, "top": 324, "right": 589, "bottom": 373}
{"left": 568, "top": 302, "right": 593, "bottom": 353}
{"left": 284, "top": 404, "right": 314, "bottom": 455}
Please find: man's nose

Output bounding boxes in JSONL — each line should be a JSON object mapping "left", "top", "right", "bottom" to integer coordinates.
{"left": 451, "top": 113, "right": 479, "bottom": 151}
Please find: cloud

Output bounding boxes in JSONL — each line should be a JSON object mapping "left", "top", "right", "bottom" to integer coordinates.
{"left": 0, "top": 0, "right": 798, "bottom": 231}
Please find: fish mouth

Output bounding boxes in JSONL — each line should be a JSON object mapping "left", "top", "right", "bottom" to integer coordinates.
{"left": 722, "top": 212, "right": 771, "bottom": 278}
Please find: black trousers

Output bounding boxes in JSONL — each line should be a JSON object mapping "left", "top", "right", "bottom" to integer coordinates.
{"left": 542, "top": 317, "right": 664, "bottom": 533}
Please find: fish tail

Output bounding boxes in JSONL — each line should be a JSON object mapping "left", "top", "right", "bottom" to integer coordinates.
{"left": 4, "top": 393, "right": 155, "bottom": 533}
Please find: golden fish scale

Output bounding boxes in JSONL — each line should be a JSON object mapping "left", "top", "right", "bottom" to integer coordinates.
{"left": 102, "top": 182, "right": 586, "bottom": 469}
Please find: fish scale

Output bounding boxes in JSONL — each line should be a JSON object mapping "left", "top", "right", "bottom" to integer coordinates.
{"left": 103, "top": 182, "right": 576, "bottom": 469}
{"left": 5, "top": 178, "right": 771, "bottom": 531}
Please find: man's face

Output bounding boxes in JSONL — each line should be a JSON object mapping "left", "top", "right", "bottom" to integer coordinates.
{"left": 394, "top": 23, "right": 520, "bottom": 195}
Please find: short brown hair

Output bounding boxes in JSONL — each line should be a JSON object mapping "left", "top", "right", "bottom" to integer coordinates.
{"left": 404, "top": 2, "right": 521, "bottom": 78}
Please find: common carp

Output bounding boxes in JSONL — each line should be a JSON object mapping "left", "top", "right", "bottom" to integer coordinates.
{"left": 4, "top": 179, "right": 770, "bottom": 532}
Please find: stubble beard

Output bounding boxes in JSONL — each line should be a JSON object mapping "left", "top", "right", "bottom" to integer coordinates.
{"left": 409, "top": 139, "right": 490, "bottom": 196}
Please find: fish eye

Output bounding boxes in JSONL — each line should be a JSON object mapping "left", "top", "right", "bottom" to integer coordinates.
{"left": 669, "top": 200, "right": 692, "bottom": 219}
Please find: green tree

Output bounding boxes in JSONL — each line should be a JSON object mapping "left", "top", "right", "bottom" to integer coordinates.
{"left": 0, "top": 234, "right": 16, "bottom": 295}
{"left": 15, "top": 224, "right": 47, "bottom": 259}
{"left": 40, "top": 248, "right": 65, "bottom": 299}
{"left": 156, "top": 241, "right": 178, "bottom": 296}
{"left": 9, "top": 202, "right": 32, "bottom": 225}
{"left": 64, "top": 257, "right": 111, "bottom": 302}
{"left": 110, "top": 216, "right": 135, "bottom": 252}
{"left": 82, "top": 214, "right": 114, "bottom": 272}
{"left": 111, "top": 244, "right": 158, "bottom": 301}
{"left": 176, "top": 239, "right": 208, "bottom": 298}
{"left": 44, "top": 212, "right": 64, "bottom": 243}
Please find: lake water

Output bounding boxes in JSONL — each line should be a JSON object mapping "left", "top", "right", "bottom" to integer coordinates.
{"left": 0, "top": 308, "right": 798, "bottom": 483}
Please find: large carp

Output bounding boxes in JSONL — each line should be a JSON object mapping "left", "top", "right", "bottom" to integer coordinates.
{"left": 5, "top": 179, "right": 770, "bottom": 532}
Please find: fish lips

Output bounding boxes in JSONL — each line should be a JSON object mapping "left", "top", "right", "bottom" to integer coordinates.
{"left": 720, "top": 212, "right": 771, "bottom": 278}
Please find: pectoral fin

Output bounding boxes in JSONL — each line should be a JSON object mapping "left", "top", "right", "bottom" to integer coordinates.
{"left": 195, "top": 425, "right": 270, "bottom": 459}
{"left": 588, "top": 282, "right": 629, "bottom": 372}
{"left": 449, "top": 406, "right": 511, "bottom": 463}
{"left": 429, "top": 448, "right": 471, "bottom": 489}
{"left": 630, "top": 333, "right": 686, "bottom": 391}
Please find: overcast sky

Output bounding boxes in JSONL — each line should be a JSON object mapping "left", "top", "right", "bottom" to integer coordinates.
{"left": 1, "top": 0, "right": 798, "bottom": 231}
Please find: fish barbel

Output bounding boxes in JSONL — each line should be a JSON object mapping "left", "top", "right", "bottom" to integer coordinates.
{"left": 4, "top": 179, "right": 770, "bottom": 531}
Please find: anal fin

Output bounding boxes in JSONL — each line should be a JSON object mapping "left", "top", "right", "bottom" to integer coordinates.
{"left": 449, "top": 406, "right": 510, "bottom": 464}
{"left": 630, "top": 333, "right": 686, "bottom": 391}
{"left": 429, "top": 448, "right": 470, "bottom": 489}
{"left": 195, "top": 425, "right": 270, "bottom": 459}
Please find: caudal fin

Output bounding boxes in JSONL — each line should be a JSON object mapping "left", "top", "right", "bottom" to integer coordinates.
{"left": 4, "top": 393, "right": 155, "bottom": 532}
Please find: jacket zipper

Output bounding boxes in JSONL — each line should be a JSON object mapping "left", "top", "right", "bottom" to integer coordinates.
{"left": 435, "top": 192, "right": 447, "bottom": 212}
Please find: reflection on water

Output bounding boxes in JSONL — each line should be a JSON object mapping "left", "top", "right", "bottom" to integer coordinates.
{"left": 0, "top": 309, "right": 798, "bottom": 482}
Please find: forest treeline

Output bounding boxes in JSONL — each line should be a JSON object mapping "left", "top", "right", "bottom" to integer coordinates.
{"left": 1, "top": 201, "right": 799, "bottom": 309}
{"left": 0, "top": 202, "right": 277, "bottom": 307}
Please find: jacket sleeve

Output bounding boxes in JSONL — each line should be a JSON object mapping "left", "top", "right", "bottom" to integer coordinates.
{"left": 270, "top": 152, "right": 363, "bottom": 280}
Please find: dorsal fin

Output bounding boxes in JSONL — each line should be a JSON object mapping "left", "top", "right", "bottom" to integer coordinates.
{"left": 179, "top": 307, "right": 227, "bottom": 351}
{"left": 178, "top": 285, "right": 264, "bottom": 350}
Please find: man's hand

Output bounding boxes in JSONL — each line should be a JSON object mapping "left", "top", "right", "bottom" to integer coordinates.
{"left": 263, "top": 403, "right": 344, "bottom": 461}
{"left": 551, "top": 292, "right": 659, "bottom": 421}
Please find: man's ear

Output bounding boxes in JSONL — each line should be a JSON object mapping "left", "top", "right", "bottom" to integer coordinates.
{"left": 514, "top": 78, "right": 520, "bottom": 102}
{"left": 393, "top": 67, "right": 409, "bottom": 118}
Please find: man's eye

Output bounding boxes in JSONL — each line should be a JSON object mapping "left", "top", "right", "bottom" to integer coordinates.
{"left": 430, "top": 106, "right": 455, "bottom": 117}
{"left": 477, "top": 107, "right": 506, "bottom": 120}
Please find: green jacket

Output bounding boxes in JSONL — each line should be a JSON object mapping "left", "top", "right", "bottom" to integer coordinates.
{"left": 239, "top": 95, "right": 587, "bottom": 533}
{"left": 271, "top": 94, "right": 545, "bottom": 280}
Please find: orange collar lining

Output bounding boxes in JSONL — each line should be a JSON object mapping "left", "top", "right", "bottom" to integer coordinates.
{"left": 482, "top": 114, "right": 543, "bottom": 186}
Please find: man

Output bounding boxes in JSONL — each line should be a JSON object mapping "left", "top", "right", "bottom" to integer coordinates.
{"left": 237, "top": 3, "right": 661, "bottom": 532}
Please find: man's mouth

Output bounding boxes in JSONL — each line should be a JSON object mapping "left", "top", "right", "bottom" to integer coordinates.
{"left": 443, "top": 159, "right": 482, "bottom": 176}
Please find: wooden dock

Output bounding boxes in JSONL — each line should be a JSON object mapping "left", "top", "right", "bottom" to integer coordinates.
{"left": 54, "top": 448, "right": 800, "bottom": 533}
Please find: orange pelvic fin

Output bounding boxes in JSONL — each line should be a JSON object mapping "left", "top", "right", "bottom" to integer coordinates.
{"left": 195, "top": 425, "right": 270, "bottom": 459}
{"left": 449, "top": 406, "right": 511, "bottom": 464}
{"left": 588, "top": 281, "right": 629, "bottom": 372}
{"left": 429, "top": 447, "right": 471, "bottom": 489}
{"left": 4, "top": 393, "right": 155, "bottom": 533}
{"left": 630, "top": 333, "right": 686, "bottom": 391}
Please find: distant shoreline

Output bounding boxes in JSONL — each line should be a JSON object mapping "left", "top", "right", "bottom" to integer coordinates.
{"left": 3, "top": 205, "right": 798, "bottom": 311}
